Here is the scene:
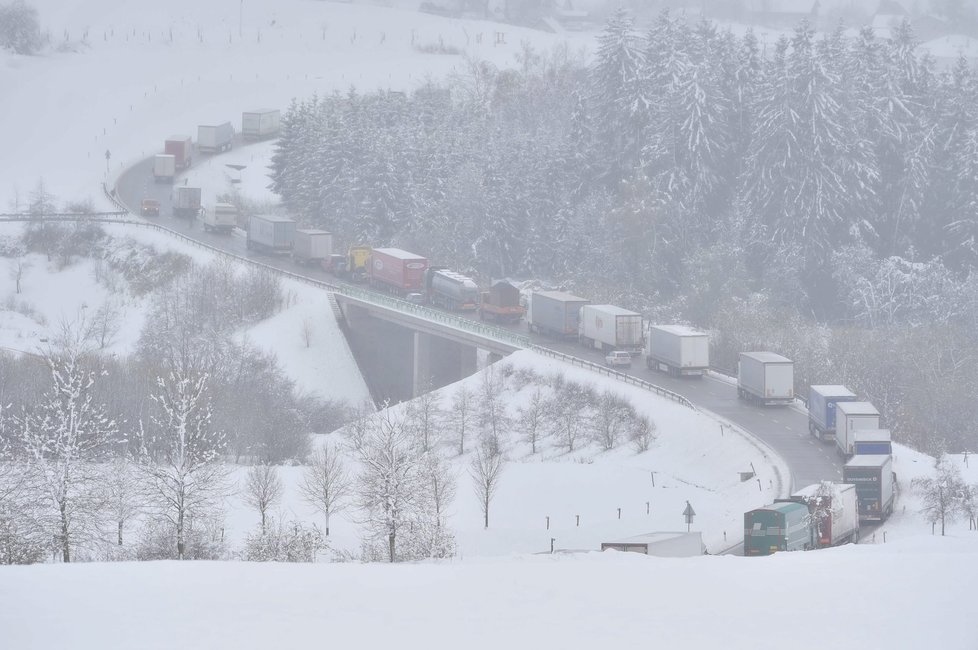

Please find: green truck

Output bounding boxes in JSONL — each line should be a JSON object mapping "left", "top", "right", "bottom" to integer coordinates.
{"left": 744, "top": 501, "right": 811, "bottom": 556}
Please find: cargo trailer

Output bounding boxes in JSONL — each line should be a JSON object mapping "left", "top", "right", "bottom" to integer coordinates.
{"left": 164, "top": 135, "right": 193, "bottom": 169}
{"left": 242, "top": 109, "right": 280, "bottom": 139}
{"left": 479, "top": 280, "right": 525, "bottom": 323}
{"left": 646, "top": 325, "right": 710, "bottom": 377}
{"left": 292, "top": 229, "right": 332, "bottom": 265}
{"left": 835, "top": 402, "right": 881, "bottom": 459}
{"left": 808, "top": 385, "right": 858, "bottom": 443}
{"left": 172, "top": 186, "right": 201, "bottom": 219}
{"left": 368, "top": 248, "right": 429, "bottom": 294}
{"left": 744, "top": 501, "right": 811, "bottom": 556}
{"left": 153, "top": 154, "right": 176, "bottom": 183}
{"left": 527, "top": 291, "right": 589, "bottom": 338}
{"left": 426, "top": 268, "right": 479, "bottom": 311}
{"left": 783, "top": 482, "right": 859, "bottom": 548}
{"left": 202, "top": 203, "right": 238, "bottom": 233}
{"left": 197, "top": 122, "right": 234, "bottom": 154}
{"left": 843, "top": 455, "right": 895, "bottom": 523}
{"left": 578, "top": 305, "right": 643, "bottom": 353}
{"left": 737, "top": 352, "right": 794, "bottom": 406}
{"left": 853, "top": 429, "right": 893, "bottom": 456}
{"left": 246, "top": 214, "right": 296, "bottom": 254}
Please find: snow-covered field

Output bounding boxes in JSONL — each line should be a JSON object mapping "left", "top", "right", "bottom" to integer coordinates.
{"left": 2, "top": 535, "right": 977, "bottom": 650}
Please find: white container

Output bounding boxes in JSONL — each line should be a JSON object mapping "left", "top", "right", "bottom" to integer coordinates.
{"left": 835, "top": 401, "right": 881, "bottom": 458}
{"left": 646, "top": 325, "right": 709, "bottom": 376}
{"left": 293, "top": 229, "right": 333, "bottom": 264}
{"left": 197, "top": 122, "right": 233, "bottom": 153}
{"left": 203, "top": 203, "right": 238, "bottom": 233}
{"left": 579, "top": 304, "right": 643, "bottom": 352}
{"left": 601, "top": 532, "right": 704, "bottom": 557}
{"left": 242, "top": 109, "right": 280, "bottom": 139}
{"left": 738, "top": 352, "right": 794, "bottom": 405}
{"left": 153, "top": 154, "right": 175, "bottom": 183}
{"left": 792, "top": 482, "right": 859, "bottom": 547}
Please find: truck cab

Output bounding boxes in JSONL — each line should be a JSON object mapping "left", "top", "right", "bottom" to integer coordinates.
{"left": 140, "top": 198, "right": 160, "bottom": 216}
{"left": 605, "top": 351, "right": 632, "bottom": 368}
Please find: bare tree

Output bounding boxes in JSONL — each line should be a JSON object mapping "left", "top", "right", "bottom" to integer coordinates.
{"left": 354, "top": 411, "right": 424, "bottom": 562}
{"left": 449, "top": 385, "right": 474, "bottom": 456}
{"left": 0, "top": 442, "right": 47, "bottom": 564}
{"left": 913, "top": 455, "right": 969, "bottom": 536}
{"left": 98, "top": 456, "right": 145, "bottom": 547}
{"left": 138, "top": 370, "right": 229, "bottom": 560}
{"left": 517, "top": 387, "right": 546, "bottom": 454}
{"left": 551, "top": 393, "right": 588, "bottom": 453}
{"left": 593, "top": 392, "right": 632, "bottom": 451}
{"left": 300, "top": 442, "right": 349, "bottom": 536}
{"left": 16, "top": 336, "right": 118, "bottom": 562}
{"left": 478, "top": 365, "right": 510, "bottom": 456}
{"left": 8, "top": 254, "right": 29, "bottom": 294}
{"left": 471, "top": 441, "right": 504, "bottom": 529}
{"left": 244, "top": 464, "right": 283, "bottom": 533}
{"left": 84, "top": 300, "right": 122, "bottom": 350}
{"left": 405, "top": 380, "right": 443, "bottom": 452}
{"left": 629, "top": 415, "right": 656, "bottom": 453}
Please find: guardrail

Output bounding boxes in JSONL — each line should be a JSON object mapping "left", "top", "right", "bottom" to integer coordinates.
{"left": 17, "top": 186, "right": 695, "bottom": 411}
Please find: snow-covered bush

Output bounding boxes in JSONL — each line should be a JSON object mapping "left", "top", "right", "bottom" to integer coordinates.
{"left": 0, "top": 1, "right": 43, "bottom": 55}
{"left": 243, "top": 519, "right": 326, "bottom": 563}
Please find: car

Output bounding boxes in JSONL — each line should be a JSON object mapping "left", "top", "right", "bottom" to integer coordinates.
{"left": 405, "top": 292, "right": 425, "bottom": 305}
{"left": 140, "top": 198, "right": 160, "bottom": 216}
{"left": 605, "top": 350, "right": 632, "bottom": 368}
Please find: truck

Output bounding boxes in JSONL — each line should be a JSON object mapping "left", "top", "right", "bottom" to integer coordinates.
{"left": 782, "top": 482, "right": 859, "bottom": 548}
{"left": 164, "top": 136, "right": 193, "bottom": 170}
{"left": 578, "top": 305, "right": 643, "bottom": 354}
{"left": 140, "top": 198, "right": 160, "bottom": 217}
{"left": 478, "top": 280, "right": 525, "bottom": 324}
{"left": 326, "top": 246, "right": 372, "bottom": 280}
{"left": 292, "top": 229, "right": 333, "bottom": 265}
{"left": 246, "top": 214, "right": 296, "bottom": 254}
{"left": 426, "top": 268, "right": 479, "bottom": 311}
{"left": 843, "top": 454, "right": 895, "bottom": 523}
{"left": 737, "top": 352, "right": 794, "bottom": 406}
{"left": 808, "top": 385, "right": 858, "bottom": 443}
{"left": 835, "top": 401, "right": 881, "bottom": 459}
{"left": 646, "top": 325, "right": 709, "bottom": 377}
{"left": 201, "top": 202, "right": 238, "bottom": 234}
{"left": 153, "top": 154, "right": 176, "bottom": 183}
{"left": 172, "top": 186, "right": 201, "bottom": 218}
{"left": 527, "top": 291, "right": 589, "bottom": 338}
{"left": 368, "top": 248, "right": 429, "bottom": 294}
{"left": 853, "top": 429, "right": 893, "bottom": 456}
{"left": 744, "top": 501, "right": 811, "bottom": 556}
{"left": 197, "top": 122, "right": 234, "bottom": 154}
{"left": 242, "top": 109, "right": 281, "bottom": 140}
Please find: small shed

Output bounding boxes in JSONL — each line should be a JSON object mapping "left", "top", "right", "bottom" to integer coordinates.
{"left": 601, "top": 532, "right": 704, "bottom": 557}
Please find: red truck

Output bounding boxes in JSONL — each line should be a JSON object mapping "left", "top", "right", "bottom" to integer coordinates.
{"left": 368, "top": 247, "right": 428, "bottom": 294}
{"left": 164, "top": 135, "right": 193, "bottom": 170}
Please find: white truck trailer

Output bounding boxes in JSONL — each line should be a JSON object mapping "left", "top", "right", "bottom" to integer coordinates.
{"left": 202, "top": 203, "right": 238, "bottom": 234}
{"left": 527, "top": 291, "right": 590, "bottom": 338}
{"left": 835, "top": 401, "right": 881, "bottom": 459}
{"left": 788, "top": 482, "right": 860, "bottom": 548}
{"left": 737, "top": 351, "right": 794, "bottom": 406}
{"left": 646, "top": 325, "right": 709, "bottom": 377}
{"left": 578, "top": 304, "right": 643, "bottom": 353}
{"left": 600, "top": 532, "right": 704, "bottom": 557}
{"left": 292, "top": 229, "right": 333, "bottom": 265}
{"left": 153, "top": 154, "right": 176, "bottom": 183}
{"left": 197, "top": 122, "right": 234, "bottom": 154}
{"left": 246, "top": 214, "right": 296, "bottom": 254}
{"left": 242, "top": 109, "right": 281, "bottom": 139}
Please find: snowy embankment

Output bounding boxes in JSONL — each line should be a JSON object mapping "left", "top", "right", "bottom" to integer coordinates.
{"left": 2, "top": 536, "right": 976, "bottom": 650}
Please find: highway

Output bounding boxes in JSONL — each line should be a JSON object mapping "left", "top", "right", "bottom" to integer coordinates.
{"left": 117, "top": 149, "right": 843, "bottom": 500}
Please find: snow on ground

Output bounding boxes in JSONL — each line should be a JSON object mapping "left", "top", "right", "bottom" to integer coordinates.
{"left": 2, "top": 535, "right": 977, "bottom": 650}
{"left": 180, "top": 140, "right": 279, "bottom": 209}
{"left": 0, "top": 0, "right": 592, "bottom": 209}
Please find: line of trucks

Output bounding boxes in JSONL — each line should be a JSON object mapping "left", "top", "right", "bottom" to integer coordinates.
{"left": 151, "top": 109, "right": 281, "bottom": 183}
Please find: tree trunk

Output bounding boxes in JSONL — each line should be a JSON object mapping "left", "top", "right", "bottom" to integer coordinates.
{"left": 177, "top": 509, "right": 185, "bottom": 560}
{"left": 118, "top": 520, "right": 123, "bottom": 546}
{"left": 388, "top": 532, "right": 395, "bottom": 563}
{"left": 260, "top": 509, "right": 266, "bottom": 534}
{"left": 60, "top": 502, "right": 71, "bottom": 563}
{"left": 484, "top": 497, "right": 489, "bottom": 529}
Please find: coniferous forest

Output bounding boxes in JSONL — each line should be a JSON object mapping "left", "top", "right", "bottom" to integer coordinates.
{"left": 270, "top": 11, "right": 978, "bottom": 453}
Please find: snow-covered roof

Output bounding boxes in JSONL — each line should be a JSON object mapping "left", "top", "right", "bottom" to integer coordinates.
{"left": 651, "top": 324, "right": 707, "bottom": 338}
{"left": 846, "top": 454, "right": 892, "bottom": 467}
{"left": 741, "top": 351, "right": 792, "bottom": 364}
{"left": 604, "top": 532, "right": 701, "bottom": 545}
{"left": 372, "top": 247, "right": 426, "bottom": 260}
{"left": 793, "top": 482, "right": 855, "bottom": 499}
{"left": 810, "top": 385, "right": 856, "bottom": 398}
{"left": 252, "top": 214, "right": 295, "bottom": 223}
{"left": 854, "top": 429, "right": 892, "bottom": 442}
{"left": 836, "top": 401, "right": 880, "bottom": 416}
{"left": 296, "top": 229, "right": 331, "bottom": 235}
{"left": 532, "top": 290, "right": 589, "bottom": 303}
{"left": 586, "top": 305, "right": 642, "bottom": 318}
